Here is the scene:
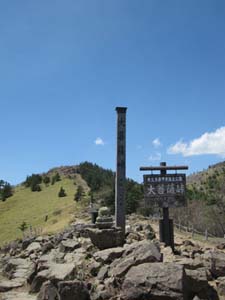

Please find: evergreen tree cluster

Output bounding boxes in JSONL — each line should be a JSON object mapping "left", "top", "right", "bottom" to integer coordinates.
{"left": 78, "top": 162, "right": 114, "bottom": 192}
{"left": 24, "top": 172, "right": 61, "bottom": 192}
{"left": 74, "top": 185, "right": 84, "bottom": 201}
{"left": 51, "top": 172, "right": 61, "bottom": 185}
{"left": 78, "top": 162, "right": 143, "bottom": 214}
{"left": 24, "top": 174, "right": 42, "bottom": 192}
{"left": 0, "top": 180, "right": 13, "bottom": 201}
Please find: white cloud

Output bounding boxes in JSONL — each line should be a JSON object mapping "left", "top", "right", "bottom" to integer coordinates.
{"left": 94, "top": 137, "right": 105, "bottom": 146}
{"left": 168, "top": 126, "right": 225, "bottom": 157}
{"left": 148, "top": 152, "right": 162, "bottom": 161}
{"left": 152, "top": 138, "right": 161, "bottom": 148}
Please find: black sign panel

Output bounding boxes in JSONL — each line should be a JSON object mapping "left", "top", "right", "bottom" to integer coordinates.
{"left": 144, "top": 174, "right": 186, "bottom": 208}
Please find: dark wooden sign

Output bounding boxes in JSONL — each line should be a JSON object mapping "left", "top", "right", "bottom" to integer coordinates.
{"left": 144, "top": 174, "right": 186, "bottom": 208}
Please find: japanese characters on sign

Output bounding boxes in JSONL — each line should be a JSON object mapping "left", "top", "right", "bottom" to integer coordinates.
{"left": 144, "top": 174, "right": 186, "bottom": 208}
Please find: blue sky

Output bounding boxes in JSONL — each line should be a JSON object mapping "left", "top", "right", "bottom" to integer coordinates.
{"left": 1, "top": 0, "right": 225, "bottom": 184}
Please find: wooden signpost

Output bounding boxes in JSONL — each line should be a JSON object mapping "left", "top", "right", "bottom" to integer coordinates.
{"left": 140, "top": 162, "right": 188, "bottom": 251}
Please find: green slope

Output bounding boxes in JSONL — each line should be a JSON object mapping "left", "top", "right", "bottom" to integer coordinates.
{"left": 0, "top": 173, "right": 89, "bottom": 246}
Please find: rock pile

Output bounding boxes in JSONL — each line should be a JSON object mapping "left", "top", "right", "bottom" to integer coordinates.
{"left": 0, "top": 218, "right": 224, "bottom": 300}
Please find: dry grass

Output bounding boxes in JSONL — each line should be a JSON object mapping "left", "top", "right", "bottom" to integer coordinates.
{"left": 0, "top": 174, "right": 89, "bottom": 246}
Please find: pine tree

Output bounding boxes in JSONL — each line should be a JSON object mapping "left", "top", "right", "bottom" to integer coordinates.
{"left": 58, "top": 187, "right": 66, "bottom": 197}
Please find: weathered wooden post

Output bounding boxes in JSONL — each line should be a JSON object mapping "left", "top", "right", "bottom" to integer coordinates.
{"left": 159, "top": 162, "right": 174, "bottom": 250}
{"left": 115, "top": 107, "right": 127, "bottom": 235}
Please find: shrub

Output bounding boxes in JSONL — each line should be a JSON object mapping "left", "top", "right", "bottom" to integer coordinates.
{"left": 58, "top": 187, "right": 66, "bottom": 197}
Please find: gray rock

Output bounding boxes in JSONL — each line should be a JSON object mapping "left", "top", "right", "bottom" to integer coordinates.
{"left": 93, "top": 247, "right": 124, "bottom": 264}
{"left": 0, "top": 291, "right": 36, "bottom": 300}
{"left": 3, "top": 258, "right": 35, "bottom": 283}
{"left": 41, "top": 242, "right": 54, "bottom": 254}
{"left": 97, "top": 265, "right": 109, "bottom": 282}
{"left": 64, "top": 251, "right": 86, "bottom": 266}
{"left": 185, "top": 268, "right": 212, "bottom": 299}
{"left": 88, "top": 260, "right": 102, "bottom": 277}
{"left": 58, "top": 280, "right": 90, "bottom": 300}
{"left": 175, "top": 257, "right": 204, "bottom": 270}
{"left": 30, "top": 263, "right": 76, "bottom": 293}
{"left": 0, "top": 279, "right": 24, "bottom": 292}
{"left": 37, "top": 281, "right": 60, "bottom": 300}
{"left": 26, "top": 242, "right": 41, "bottom": 254}
{"left": 202, "top": 250, "right": 225, "bottom": 278}
{"left": 88, "top": 228, "right": 124, "bottom": 250}
{"left": 217, "top": 276, "right": 225, "bottom": 296}
{"left": 22, "top": 237, "right": 35, "bottom": 250}
{"left": 122, "top": 262, "right": 186, "bottom": 300}
{"left": 59, "top": 239, "right": 80, "bottom": 252}
{"left": 109, "top": 240, "right": 161, "bottom": 278}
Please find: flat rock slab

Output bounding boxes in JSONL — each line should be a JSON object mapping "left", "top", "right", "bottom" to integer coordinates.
{"left": 59, "top": 239, "right": 80, "bottom": 252}
{"left": 0, "top": 279, "right": 24, "bottom": 292}
{"left": 93, "top": 247, "right": 124, "bottom": 264}
{"left": 0, "top": 291, "right": 36, "bottom": 300}
{"left": 122, "top": 262, "right": 185, "bottom": 300}
{"left": 3, "top": 258, "right": 35, "bottom": 282}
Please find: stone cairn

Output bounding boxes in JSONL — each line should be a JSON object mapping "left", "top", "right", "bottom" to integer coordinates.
{"left": 96, "top": 207, "right": 113, "bottom": 229}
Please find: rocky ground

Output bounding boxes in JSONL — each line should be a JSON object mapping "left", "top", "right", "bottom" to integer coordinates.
{"left": 0, "top": 214, "right": 225, "bottom": 300}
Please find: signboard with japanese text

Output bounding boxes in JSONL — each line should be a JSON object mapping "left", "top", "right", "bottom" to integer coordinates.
{"left": 144, "top": 174, "right": 186, "bottom": 208}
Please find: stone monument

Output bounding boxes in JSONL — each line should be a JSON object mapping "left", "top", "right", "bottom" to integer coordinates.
{"left": 115, "top": 107, "right": 127, "bottom": 235}
{"left": 96, "top": 207, "right": 113, "bottom": 229}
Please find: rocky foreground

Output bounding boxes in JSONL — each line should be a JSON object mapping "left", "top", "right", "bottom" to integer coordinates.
{"left": 0, "top": 215, "right": 225, "bottom": 300}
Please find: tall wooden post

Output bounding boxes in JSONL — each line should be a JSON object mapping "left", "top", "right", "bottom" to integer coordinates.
{"left": 115, "top": 107, "right": 127, "bottom": 235}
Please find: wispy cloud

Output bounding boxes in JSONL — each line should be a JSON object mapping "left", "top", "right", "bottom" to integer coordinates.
{"left": 94, "top": 137, "right": 105, "bottom": 146}
{"left": 168, "top": 126, "right": 225, "bottom": 157}
{"left": 148, "top": 152, "right": 161, "bottom": 161}
{"left": 152, "top": 138, "right": 161, "bottom": 148}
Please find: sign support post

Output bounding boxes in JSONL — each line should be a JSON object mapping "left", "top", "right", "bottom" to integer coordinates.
{"left": 160, "top": 162, "right": 174, "bottom": 250}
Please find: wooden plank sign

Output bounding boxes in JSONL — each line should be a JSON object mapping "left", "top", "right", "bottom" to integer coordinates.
{"left": 144, "top": 174, "right": 186, "bottom": 208}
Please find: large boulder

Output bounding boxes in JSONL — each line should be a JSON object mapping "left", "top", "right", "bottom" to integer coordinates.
{"left": 3, "top": 258, "right": 35, "bottom": 283}
{"left": 185, "top": 268, "right": 213, "bottom": 299}
{"left": 202, "top": 250, "right": 225, "bottom": 278}
{"left": 121, "top": 262, "right": 186, "bottom": 300}
{"left": 109, "top": 240, "right": 161, "bottom": 278}
{"left": 88, "top": 228, "right": 124, "bottom": 250}
{"left": 37, "top": 281, "right": 60, "bottom": 300}
{"left": 58, "top": 280, "right": 90, "bottom": 300}
{"left": 30, "top": 263, "right": 76, "bottom": 293}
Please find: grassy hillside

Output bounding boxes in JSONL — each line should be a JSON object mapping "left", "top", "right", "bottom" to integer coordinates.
{"left": 172, "top": 161, "right": 225, "bottom": 237}
{"left": 0, "top": 173, "right": 90, "bottom": 246}
{"left": 0, "top": 162, "right": 143, "bottom": 246}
